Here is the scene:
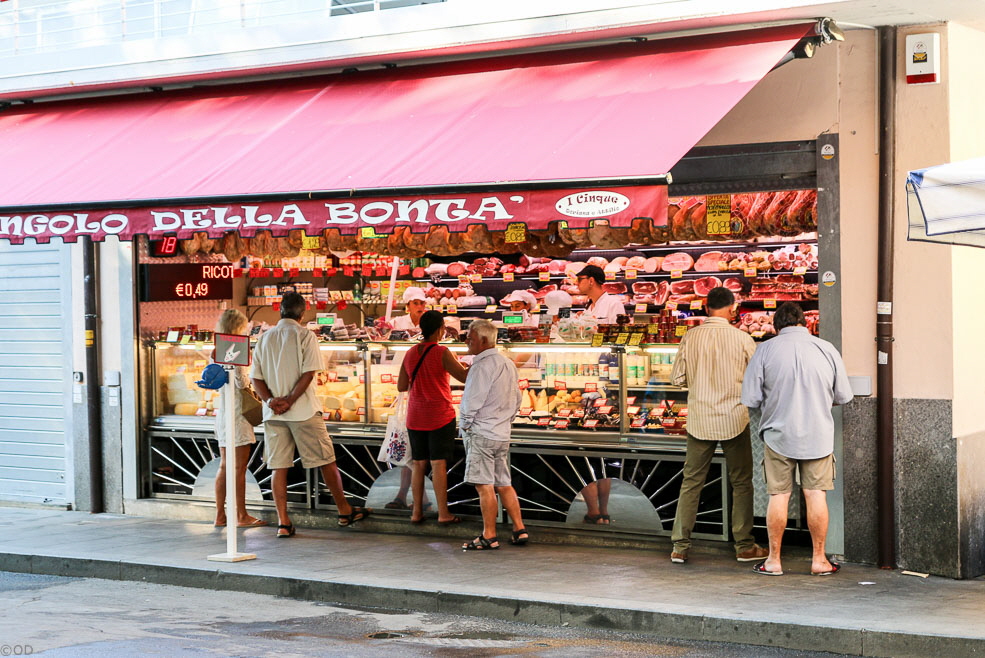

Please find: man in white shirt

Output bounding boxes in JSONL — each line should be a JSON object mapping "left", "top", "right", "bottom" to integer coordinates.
{"left": 741, "top": 302, "right": 853, "bottom": 577}
{"left": 459, "top": 319, "right": 527, "bottom": 551}
{"left": 251, "top": 292, "right": 370, "bottom": 537}
{"left": 575, "top": 264, "right": 623, "bottom": 325}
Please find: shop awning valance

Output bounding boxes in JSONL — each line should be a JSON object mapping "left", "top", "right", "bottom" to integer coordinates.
{"left": 0, "top": 23, "right": 813, "bottom": 244}
{"left": 907, "top": 157, "right": 985, "bottom": 248}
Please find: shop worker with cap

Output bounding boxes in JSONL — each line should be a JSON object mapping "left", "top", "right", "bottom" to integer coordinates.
{"left": 575, "top": 264, "right": 623, "bottom": 325}
{"left": 741, "top": 302, "right": 852, "bottom": 577}
{"left": 392, "top": 286, "right": 460, "bottom": 338}
{"left": 391, "top": 287, "right": 428, "bottom": 334}
{"left": 669, "top": 286, "right": 767, "bottom": 565}
{"left": 251, "top": 291, "right": 370, "bottom": 537}
{"left": 501, "top": 290, "right": 539, "bottom": 327}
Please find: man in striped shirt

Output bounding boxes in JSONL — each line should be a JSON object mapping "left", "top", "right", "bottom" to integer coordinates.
{"left": 668, "top": 287, "right": 767, "bottom": 564}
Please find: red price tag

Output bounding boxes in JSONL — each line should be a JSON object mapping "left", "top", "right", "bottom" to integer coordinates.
{"left": 583, "top": 419, "right": 599, "bottom": 428}
{"left": 666, "top": 302, "right": 678, "bottom": 311}
{"left": 289, "top": 268, "right": 300, "bottom": 277}
{"left": 593, "top": 399, "right": 606, "bottom": 408}
{"left": 539, "top": 271, "right": 550, "bottom": 282}
{"left": 503, "top": 272, "right": 515, "bottom": 282}
{"left": 327, "top": 371, "right": 338, "bottom": 382}
{"left": 662, "top": 418, "right": 677, "bottom": 428}
{"left": 555, "top": 419, "right": 570, "bottom": 429}
{"left": 598, "top": 406, "right": 614, "bottom": 414}
{"left": 585, "top": 383, "right": 597, "bottom": 392}
{"left": 537, "top": 417, "right": 551, "bottom": 426}
{"left": 233, "top": 268, "right": 244, "bottom": 278}
{"left": 260, "top": 268, "right": 271, "bottom": 277}
{"left": 381, "top": 374, "right": 393, "bottom": 383}
{"left": 626, "top": 396, "right": 637, "bottom": 405}
{"left": 627, "top": 406, "right": 641, "bottom": 415}
{"left": 327, "top": 267, "right": 338, "bottom": 277}
{"left": 518, "top": 379, "right": 529, "bottom": 390}
{"left": 625, "top": 269, "right": 637, "bottom": 279}
{"left": 631, "top": 418, "right": 646, "bottom": 428}
{"left": 555, "top": 380, "right": 567, "bottom": 390}
{"left": 572, "top": 409, "right": 586, "bottom": 418}
{"left": 316, "top": 301, "right": 326, "bottom": 310}
{"left": 272, "top": 302, "right": 281, "bottom": 311}
{"left": 375, "top": 267, "right": 387, "bottom": 277}
{"left": 273, "top": 268, "right": 284, "bottom": 277}
{"left": 398, "top": 265, "right": 410, "bottom": 276}
{"left": 763, "top": 299, "right": 777, "bottom": 309}
{"left": 362, "top": 265, "right": 373, "bottom": 277}
{"left": 195, "top": 407, "right": 208, "bottom": 416}
{"left": 557, "top": 408, "right": 572, "bottom": 417}
{"left": 458, "top": 275, "right": 470, "bottom": 285}
{"left": 343, "top": 267, "right": 354, "bottom": 277}
{"left": 313, "top": 268, "right": 323, "bottom": 277}
{"left": 670, "top": 270, "right": 683, "bottom": 279}
{"left": 518, "top": 407, "right": 533, "bottom": 417}
{"left": 452, "top": 394, "right": 462, "bottom": 404}
{"left": 359, "top": 374, "right": 366, "bottom": 383}
{"left": 358, "top": 407, "right": 365, "bottom": 415}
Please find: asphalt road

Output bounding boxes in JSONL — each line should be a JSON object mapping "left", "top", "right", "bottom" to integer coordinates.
{"left": 0, "top": 571, "right": 840, "bottom": 657}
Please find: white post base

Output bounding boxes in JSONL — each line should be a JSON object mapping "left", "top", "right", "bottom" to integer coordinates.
{"left": 208, "top": 552, "right": 257, "bottom": 562}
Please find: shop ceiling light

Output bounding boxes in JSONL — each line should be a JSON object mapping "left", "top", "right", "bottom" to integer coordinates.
{"left": 508, "top": 346, "right": 610, "bottom": 354}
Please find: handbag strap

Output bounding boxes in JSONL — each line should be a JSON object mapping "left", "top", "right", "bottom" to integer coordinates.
{"left": 409, "top": 343, "right": 438, "bottom": 386}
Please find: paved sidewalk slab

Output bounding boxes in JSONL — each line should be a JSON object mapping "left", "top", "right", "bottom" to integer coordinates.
{"left": 1, "top": 508, "right": 983, "bottom": 657}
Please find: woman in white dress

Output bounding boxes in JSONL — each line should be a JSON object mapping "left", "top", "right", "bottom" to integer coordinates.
{"left": 213, "top": 309, "right": 266, "bottom": 528}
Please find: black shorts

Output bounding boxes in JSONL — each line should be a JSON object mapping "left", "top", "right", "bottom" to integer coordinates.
{"left": 407, "top": 419, "right": 457, "bottom": 462}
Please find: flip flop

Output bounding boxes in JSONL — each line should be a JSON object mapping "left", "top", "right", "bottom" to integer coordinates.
{"left": 437, "top": 516, "right": 462, "bottom": 525}
{"left": 753, "top": 561, "right": 783, "bottom": 576}
{"left": 237, "top": 518, "right": 268, "bottom": 528}
{"left": 812, "top": 562, "right": 841, "bottom": 576}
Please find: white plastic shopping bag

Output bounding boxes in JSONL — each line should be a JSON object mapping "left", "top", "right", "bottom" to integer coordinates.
{"left": 377, "top": 393, "right": 411, "bottom": 466}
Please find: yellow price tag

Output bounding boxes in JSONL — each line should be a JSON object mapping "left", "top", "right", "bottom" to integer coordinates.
{"left": 471, "top": 273, "right": 482, "bottom": 283}
{"left": 666, "top": 302, "right": 678, "bottom": 310}
{"left": 751, "top": 330, "right": 766, "bottom": 338}
{"left": 629, "top": 333, "right": 644, "bottom": 346}
{"left": 625, "top": 269, "right": 637, "bottom": 280}
{"left": 794, "top": 266, "right": 808, "bottom": 275}
{"left": 447, "top": 305, "right": 458, "bottom": 314}
{"left": 744, "top": 267, "right": 758, "bottom": 278}
{"left": 615, "top": 332, "right": 629, "bottom": 345}
{"left": 591, "top": 333, "right": 605, "bottom": 347}
{"left": 705, "top": 194, "right": 732, "bottom": 236}
{"left": 635, "top": 303, "right": 648, "bottom": 313}
{"left": 689, "top": 300, "right": 703, "bottom": 310}
{"left": 539, "top": 271, "right": 550, "bottom": 282}
{"left": 504, "top": 222, "right": 526, "bottom": 243}
{"left": 763, "top": 299, "right": 777, "bottom": 309}
{"left": 670, "top": 270, "right": 683, "bottom": 279}
{"left": 359, "top": 227, "right": 382, "bottom": 239}
{"left": 503, "top": 272, "right": 515, "bottom": 282}
{"left": 301, "top": 235, "right": 321, "bottom": 250}
{"left": 647, "top": 324, "right": 659, "bottom": 334}
{"left": 675, "top": 325, "right": 687, "bottom": 337}
{"left": 605, "top": 271, "right": 616, "bottom": 281}
{"left": 485, "top": 305, "right": 497, "bottom": 313}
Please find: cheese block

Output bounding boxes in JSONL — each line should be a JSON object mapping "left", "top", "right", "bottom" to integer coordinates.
{"left": 535, "top": 390, "right": 549, "bottom": 412}
{"left": 168, "top": 388, "right": 204, "bottom": 405}
{"left": 320, "top": 395, "right": 342, "bottom": 410}
{"left": 167, "top": 373, "right": 195, "bottom": 390}
{"left": 339, "top": 408, "right": 359, "bottom": 422}
{"left": 341, "top": 395, "right": 360, "bottom": 412}
{"left": 174, "top": 402, "right": 199, "bottom": 416}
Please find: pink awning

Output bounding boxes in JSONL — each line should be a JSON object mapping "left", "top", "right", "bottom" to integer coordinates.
{"left": 0, "top": 24, "right": 812, "bottom": 243}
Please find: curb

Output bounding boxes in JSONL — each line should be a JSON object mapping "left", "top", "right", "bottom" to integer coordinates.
{"left": 2, "top": 551, "right": 982, "bottom": 657}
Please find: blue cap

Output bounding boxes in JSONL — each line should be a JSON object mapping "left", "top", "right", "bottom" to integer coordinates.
{"left": 195, "top": 363, "right": 228, "bottom": 390}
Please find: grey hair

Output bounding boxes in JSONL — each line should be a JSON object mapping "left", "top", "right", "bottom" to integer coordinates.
{"left": 468, "top": 319, "right": 498, "bottom": 346}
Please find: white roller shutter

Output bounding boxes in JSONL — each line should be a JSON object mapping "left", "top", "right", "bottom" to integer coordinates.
{"left": 0, "top": 242, "right": 72, "bottom": 504}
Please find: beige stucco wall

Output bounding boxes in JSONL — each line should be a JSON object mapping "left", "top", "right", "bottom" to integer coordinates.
{"left": 945, "top": 23, "right": 985, "bottom": 437}
{"left": 699, "top": 30, "right": 880, "bottom": 387}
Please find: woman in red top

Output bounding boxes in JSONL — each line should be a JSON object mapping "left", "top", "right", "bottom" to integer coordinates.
{"left": 397, "top": 311, "right": 469, "bottom": 524}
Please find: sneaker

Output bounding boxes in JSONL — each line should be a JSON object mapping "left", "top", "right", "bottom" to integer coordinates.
{"left": 670, "top": 551, "right": 688, "bottom": 564}
{"left": 736, "top": 545, "right": 769, "bottom": 562}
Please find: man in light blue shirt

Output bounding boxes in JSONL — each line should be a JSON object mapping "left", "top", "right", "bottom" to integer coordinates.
{"left": 741, "top": 303, "right": 853, "bottom": 577}
{"left": 459, "top": 319, "right": 527, "bottom": 551}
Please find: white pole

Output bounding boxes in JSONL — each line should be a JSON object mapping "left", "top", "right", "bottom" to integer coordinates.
{"left": 209, "top": 365, "right": 256, "bottom": 562}
{"left": 384, "top": 256, "right": 402, "bottom": 323}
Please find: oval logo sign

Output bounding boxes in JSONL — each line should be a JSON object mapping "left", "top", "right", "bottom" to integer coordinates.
{"left": 555, "top": 191, "right": 631, "bottom": 218}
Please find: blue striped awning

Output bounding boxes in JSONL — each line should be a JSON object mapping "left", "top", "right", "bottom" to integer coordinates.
{"left": 907, "top": 157, "right": 985, "bottom": 247}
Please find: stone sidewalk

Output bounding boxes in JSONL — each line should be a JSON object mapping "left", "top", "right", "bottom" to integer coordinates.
{"left": 1, "top": 507, "right": 983, "bottom": 657}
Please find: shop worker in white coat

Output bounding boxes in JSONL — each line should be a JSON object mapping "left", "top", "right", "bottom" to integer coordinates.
{"left": 392, "top": 286, "right": 460, "bottom": 337}
{"left": 500, "top": 290, "right": 539, "bottom": 327}
{"left": 251, "top": 292, "right": 370, "bottom": 538}
{"left": 575, "top": 264, "right": 623, "bottom": 325}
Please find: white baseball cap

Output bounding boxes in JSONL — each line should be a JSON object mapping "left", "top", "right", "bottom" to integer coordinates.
{"left": 502, "top": 290, "right": 537, "bottom": 308}
{"left": 544, "top": 290, "right": 573, "bottom": 315}
{"left": 402, "top": 287, "right": 427, "bottom": 303}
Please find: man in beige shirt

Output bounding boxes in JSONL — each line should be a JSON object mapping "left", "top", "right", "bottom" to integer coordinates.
{"left": 251, "top": 292, "right": 369, "bottom": 538}
{"left": 668, "top": 286, "right": 766, "bottom": 564}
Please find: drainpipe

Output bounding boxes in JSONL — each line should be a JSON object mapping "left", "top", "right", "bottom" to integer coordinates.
{"left": 82, "top": 236, "right": 104, "bottom": 514}
{"left": 876, "top": 26, "right": 896, "bottom": 569}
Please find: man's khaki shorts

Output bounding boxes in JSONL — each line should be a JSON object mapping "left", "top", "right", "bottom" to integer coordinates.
{"left": 464, "top": 434, "right": 511, "bottom": 487}
{"left": 263, "top": 413, "right": 336, "bottom": 470}
{"left": 763, "top": 444, "right": 835, "bottom": 494}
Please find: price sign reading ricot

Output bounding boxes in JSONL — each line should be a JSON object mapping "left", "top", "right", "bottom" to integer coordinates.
{"left": 0, "top": 187, "right": 667, "bottom": 244}
{"left": 138, "top": 263, "right": 235, "bottom": 302}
